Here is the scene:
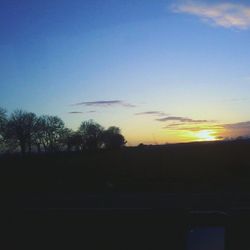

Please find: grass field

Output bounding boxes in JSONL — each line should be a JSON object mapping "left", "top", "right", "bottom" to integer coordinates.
{"left": 1, "top": 140, "right": 250, "bottom": 192}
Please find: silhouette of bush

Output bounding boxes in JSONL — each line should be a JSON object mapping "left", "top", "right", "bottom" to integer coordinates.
{"left": 102, "top": 126, "right": 127, "bottom": 149}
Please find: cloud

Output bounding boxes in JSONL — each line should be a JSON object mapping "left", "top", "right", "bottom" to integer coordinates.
{"left": 162, "top": 120, "right": 250, "bottom": 136}
{"left": 163, "top": 123, "right": 222, "bottom": 131}
{"left": 135, "top": 111, "right": 167, "bottom": 116}
{"left": 172, "top": 1, "right": 250, "bottom": 29}
{"left": 169, "top": 125, "right": 223, "bottom": 132}
{"left": 160, "top": 117, "right": 250, "bottom": 139}
{"left": 164, "top": 122, "right": 186, "bottom": 127}
{"left": 156, "top": 116, "right": 209, "bottom": 123}
{"left": 72, "top": 100, "right": 136, "bottom": 108}
{"left": 68, "top": 111, "right": 83, "bottom": 114}
{"left": 224, "top": 97, "right": 250, "bottom": 102}
{"left": 216, "top": 136, "right": 225, "bottom": 140}
{"left": 215, "top": 121, "right": 250, "bottom": 138}
{"left": 223, "top": 121, "right": 250, "bottom": 130}
{"left": 68, "top": 111, "right": 97, "bottom": 114}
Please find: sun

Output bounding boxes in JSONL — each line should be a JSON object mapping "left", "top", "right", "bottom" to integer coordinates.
{"left": 195, "top": 130, "right": 217, "bottom": 141}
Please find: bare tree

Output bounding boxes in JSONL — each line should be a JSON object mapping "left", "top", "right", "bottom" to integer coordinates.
{"left": 69, "top": 132, "right": 83, "bottom": 152}
{"left": 0, "top": 108, "right": 7, "bottom": 136}
{"left": 35, "top": 115, "right": 65, "bottom": 152}
{"left": 33, "top": 116, "right": 46, "bottom": 153}
{"left": 78, "top": 120, "right": 104, "bottom": 150}
{"left": 60, "top": 129, "right": 83, "bottom": 152}
{"left": 0, "top": 108, "right": 7, "bottom": 151}
{"left": 1, "top": 109, "right": 126, "bottom": 154}
{"left": 6, "top": 110, "right": 37, "bottom": 155}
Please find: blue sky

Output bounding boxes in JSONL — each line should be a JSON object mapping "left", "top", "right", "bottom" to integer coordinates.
{"left": 1, "top": 0, "right": 250, "bottom": 144}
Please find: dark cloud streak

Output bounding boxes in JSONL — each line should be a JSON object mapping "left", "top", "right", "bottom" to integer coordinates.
{"left": 224, "top": 98, "right": 250, "bottom": 102}
{"left": 135, "top": 111, "right": 167, "bottom": 116}
{"left": 156, "top": 116, "right": 209, "bottom": 123}
{"left": 72, "top": 100, "right": 136, "bottom": 108}
{"left": 68, "top": 111, "right": 83, "bottom": 114}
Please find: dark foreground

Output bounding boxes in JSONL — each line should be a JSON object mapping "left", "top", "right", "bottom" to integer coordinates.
{"left": 1, "top": 140, "right": 250, "bottom": 192}
{"left": 4, "top": 192, "right": 250, "bottom": 249}
{"left": 2, "top": 140, "right": 250, "bottom": 249}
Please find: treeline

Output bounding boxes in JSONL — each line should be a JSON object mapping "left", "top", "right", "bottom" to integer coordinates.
{"left": 0, "top": 108, "right": 126, "bottom": 155}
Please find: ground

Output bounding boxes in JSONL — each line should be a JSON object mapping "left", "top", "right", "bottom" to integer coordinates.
{"left": 1, "top": 140, "right": 250, "bottom": 192}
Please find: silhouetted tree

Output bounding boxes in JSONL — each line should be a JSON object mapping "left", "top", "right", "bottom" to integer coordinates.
{"left": 35, "top": 115, "right": 65, "bottom": 152}
{"left": 102, "top": 126, "right": 126, "bottom": 149}
{"left": 0, "top": 108, "right": 7, "bottom": 151}
{"left": 33, "top": 116, "right": 47, "bottom": 153}
{"left": 1, "top": 108, "right": 127, "bottom": 154}
{"left": 78, "top": 120, "right": 104, "bottom": 150}
{"left": 59, "top": 128, "right": 82, "bottom": 151}
{"left": 0, "top": 107, "right": 7, "bottom": 136}
{"left": 106, "top": 126, "right": 121, "bottom": 134}
{"left": 6, "top": 110, "right": 37, "bottom": 155}
{"left": 67, "top": 131, "right": 83, "bottom": 151}
{"left": 59, "top": 128, "right": 73, "bottom": 151}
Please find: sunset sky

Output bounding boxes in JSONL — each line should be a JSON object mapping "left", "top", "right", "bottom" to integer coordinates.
{"left": 1, "top": 0, "right": 250, "bottom": 145}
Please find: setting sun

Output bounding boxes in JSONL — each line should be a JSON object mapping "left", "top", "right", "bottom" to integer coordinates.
{"left": 196, "top": 130, "right": 217, "bottom": 141}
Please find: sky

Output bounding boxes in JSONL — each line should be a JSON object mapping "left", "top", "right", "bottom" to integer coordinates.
{"left": 1, "top": 0, "right": 250, "bottom": 145}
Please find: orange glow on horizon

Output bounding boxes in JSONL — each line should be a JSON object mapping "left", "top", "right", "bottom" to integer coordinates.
{"left": 124, "top": 122, "right": 226, "bottom": 145}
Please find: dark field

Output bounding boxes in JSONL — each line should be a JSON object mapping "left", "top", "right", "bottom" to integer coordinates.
{"left": 1, "top": 140, "right": 250, "bottom": 192}
{"left": 2, "top": 140, "right": 250, "bottom": 249}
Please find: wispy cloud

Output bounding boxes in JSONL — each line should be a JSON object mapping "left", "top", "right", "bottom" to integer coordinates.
{"left": 68, "top": 111, "right": 83, "bottom": 114}
{"left": 159, "top": 115, "right": 250, "bottom": 139}
{"left": 224, "top": 97, "right": 250, "bottom": 102}
{"left": 68, "top": 110, "right": 97, "bottom": 114}
{"left": 135, "top": 111, "right": 167, "bottom": 116}
{"left": 156, "top": 116, "right": 209, "bottom": 123}
{"left": 72, "top": 100, "right": 136, "bottom": 108}
{"left": 163, "top": 123, "right": 223, "bottom": 132}
{"left": 162, "top": 119, "right": 250, "bottom": 137}
{"left": 223, "top": 121, "right": 250, "bottom": 130}
{"left": 217, "top": 121, "right": 250, "bottom": 138}
{"left": 172, "top": 1, "right": 250, "bottom": 29}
